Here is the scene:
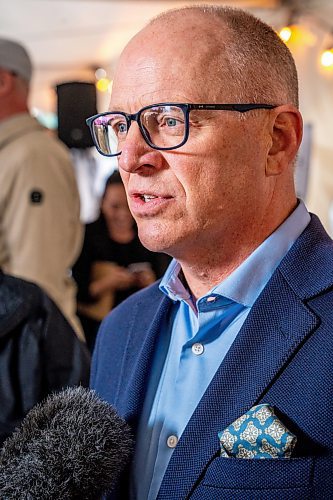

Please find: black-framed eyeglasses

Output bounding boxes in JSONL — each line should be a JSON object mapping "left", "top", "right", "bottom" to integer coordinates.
{"left": 86, "top": 102, "right": 277, "bottom": 157}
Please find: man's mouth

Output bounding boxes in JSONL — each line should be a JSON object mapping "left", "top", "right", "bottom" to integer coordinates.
{"left": 129, "top": 192, "right": 174, "bottom": 214}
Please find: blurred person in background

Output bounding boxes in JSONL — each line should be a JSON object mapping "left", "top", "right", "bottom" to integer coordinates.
{"left": 73, "top": 170, "right": 170, "bottom": 351}
{"left": 0, "top": 38, "right": 84, "bottom": 339}
{"left": 0, "top": 270, "right": 90, "bottom": 446}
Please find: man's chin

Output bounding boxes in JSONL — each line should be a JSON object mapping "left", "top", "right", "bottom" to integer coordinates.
{"left": 137, "top": 226, "right": 174, "bottom": 254}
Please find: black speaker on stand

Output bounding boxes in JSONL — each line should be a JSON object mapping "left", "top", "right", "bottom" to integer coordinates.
{"left": 56, "top": 82, "right": 97, "bottom": 149}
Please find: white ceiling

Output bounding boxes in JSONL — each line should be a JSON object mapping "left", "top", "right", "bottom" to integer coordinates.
{"left": 1, "top": 0, "right": 333, "bottom": 111}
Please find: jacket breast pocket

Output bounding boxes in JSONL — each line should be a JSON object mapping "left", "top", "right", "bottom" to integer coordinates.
{"left": 190, "top": 456, "right": 314, "bottom": 500}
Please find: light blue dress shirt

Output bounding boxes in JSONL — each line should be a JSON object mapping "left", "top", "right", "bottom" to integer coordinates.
{"left": 131, "top": 201, "right": 310, "bottom": 500}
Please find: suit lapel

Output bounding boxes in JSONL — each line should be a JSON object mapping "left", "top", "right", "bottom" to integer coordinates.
{"left": 158, "top": 266, "right": 319, "bottom": 499}
{"left": 116, "top": 291, "right": 173, "bottom": 429}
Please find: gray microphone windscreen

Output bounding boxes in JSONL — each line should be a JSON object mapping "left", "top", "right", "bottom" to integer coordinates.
{"left": 0, "top": 387, "right": 133, "bottom": 499}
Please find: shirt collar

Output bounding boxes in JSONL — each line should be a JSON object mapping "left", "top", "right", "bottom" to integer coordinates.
{"left": 160, "top": 259, "right": 189, "bottom": 302}
{"left": 160, "top": 200, "right": 310, "bottom": 307}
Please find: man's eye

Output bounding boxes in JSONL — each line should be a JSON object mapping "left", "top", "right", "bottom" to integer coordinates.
{"left": 110, "top": 121, "right": 127, "bottom": 135}
{"left": 117, "top": 123, "right": 127, "bottom": 133}
{"left": 165, "top": 117, "right": 178, "bottom": 127}
{"left": 159, "top": 115, "right": 183, "bottom": 128}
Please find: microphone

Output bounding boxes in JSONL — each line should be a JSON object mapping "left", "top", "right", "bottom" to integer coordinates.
{"left": 0, "top": 387, "right": 133, "bottom": 499}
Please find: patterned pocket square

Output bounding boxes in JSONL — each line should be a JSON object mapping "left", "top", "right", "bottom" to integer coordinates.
{"left": 218, "top": 403, "right": 297, "bottom": 459}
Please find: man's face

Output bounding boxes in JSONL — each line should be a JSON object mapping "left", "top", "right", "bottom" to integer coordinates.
{"left": 110, "top": 17, "right": 273, "bottom": 259}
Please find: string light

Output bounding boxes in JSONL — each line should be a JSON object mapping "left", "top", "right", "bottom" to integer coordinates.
{"left": 278, "top": 23, "right": 307, "bottom": 46}
{"left": 95, "top": 67, "right": 107, "bottom": 80}
{"left": 279, "top": 26, "right": 293, "bottom": 43}
{"left": 96, "top": 77, "right": 111, "bottom": 92}
{"left": 320, "top": 48, "right": 333, "bottom": 68}
{"left": 93, "top": 66, "right": 113, "bottom": 93}
{"left": 278, "top": 7, "right": 299, "bottom": 45}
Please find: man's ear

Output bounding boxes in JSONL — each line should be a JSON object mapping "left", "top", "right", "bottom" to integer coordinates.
{"left": 266, "top": 105, "right": 303, "bottom": 176}
{"left": 0, "top": 69, "right": 15, "bottom": 96}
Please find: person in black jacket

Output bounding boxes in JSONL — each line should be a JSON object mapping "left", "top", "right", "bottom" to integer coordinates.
{"left": 0, "top": 271, "right": 90, "bottom": 446}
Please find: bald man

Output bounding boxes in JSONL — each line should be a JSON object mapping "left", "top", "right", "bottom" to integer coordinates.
{"left": 90, "top": 6, "right": 333, "bottom": 499}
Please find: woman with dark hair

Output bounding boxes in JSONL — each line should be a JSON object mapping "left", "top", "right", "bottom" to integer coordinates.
{"left": 73, "top": 170, "right": 169, "bottom": 351}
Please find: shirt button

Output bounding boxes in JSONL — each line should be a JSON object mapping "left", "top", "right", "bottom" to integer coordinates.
{"left": 192, "top": 343, "right": 204, "bottom": 355}
{"left": 206, "top": 296, "right": 216, "bottom": 303}
{"left": 167, "top": 435, "right": 178, "bottom": 448}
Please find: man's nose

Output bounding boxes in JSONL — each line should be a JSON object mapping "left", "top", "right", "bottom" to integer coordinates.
{"left": 118, "top": 122, "right": 162, "bottom": 174}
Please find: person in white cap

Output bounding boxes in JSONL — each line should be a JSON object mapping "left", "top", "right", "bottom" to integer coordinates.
{"left": 0, "top": 38, "right": 84, "bottom": 339}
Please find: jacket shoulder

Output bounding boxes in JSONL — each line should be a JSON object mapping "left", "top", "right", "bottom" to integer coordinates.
{"left": 0, "top": 273, "right": 44, "bottom": 312}
{"left": 279, "top": 214, "right": 333, "bottom": 300}
{"left": 102, "top": 281, "right": 164, "bottom": 330}
{"left": 0, "top": 272, "right": 73, "bottom": 338}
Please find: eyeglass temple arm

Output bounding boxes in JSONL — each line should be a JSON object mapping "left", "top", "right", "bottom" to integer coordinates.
{"left": 188, "top": 103, "right": 277, "bottom": 112}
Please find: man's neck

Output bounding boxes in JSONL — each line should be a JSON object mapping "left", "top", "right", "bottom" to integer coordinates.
{"left": 176, "top": 196, "right": 298, "bottom": 301}
{"left": 0, "top": 102, "right": 29, "bottom": 122}
{"left": 179, "top": 247, "right": 252, "bottom": 300}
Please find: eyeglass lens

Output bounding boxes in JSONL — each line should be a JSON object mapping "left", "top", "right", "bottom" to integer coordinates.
{"left": 91, "top": 105, "right": 187, "bottom": 156}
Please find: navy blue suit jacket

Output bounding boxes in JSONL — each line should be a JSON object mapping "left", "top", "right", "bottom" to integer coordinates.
{"left": 91, "top": 215, "right": 333, "bottom": 499}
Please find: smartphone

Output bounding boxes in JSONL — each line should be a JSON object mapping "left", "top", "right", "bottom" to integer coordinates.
{"left": 128, "top": 262, "right": 152, "bottom": 274}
